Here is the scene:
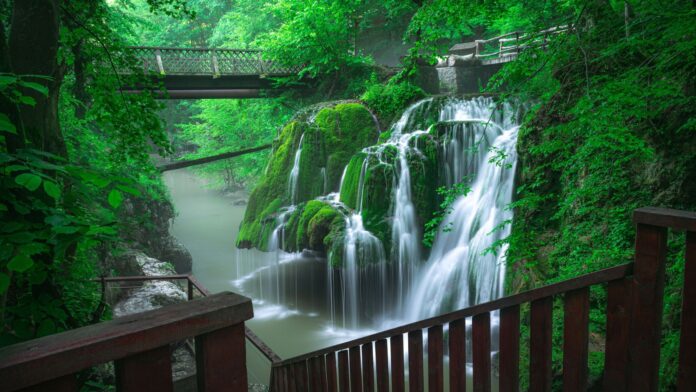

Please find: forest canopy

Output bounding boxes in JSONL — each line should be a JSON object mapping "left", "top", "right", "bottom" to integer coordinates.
{"left": 0, "top": 0, "right": 694, "bottom": 390}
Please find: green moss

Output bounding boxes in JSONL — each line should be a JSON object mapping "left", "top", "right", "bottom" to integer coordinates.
{"left": 360, "top": 154, "right": 396, "bottom": 256}
{"left": 408, "top": 133, "right": 440, "bottom": 226}
{"left": 296, "top": 127, "right": 327, "bottom": 203}
{"left": 316, "top": 103, "right": 379, "bottom": 188}
{"left": 308, "top": 206, "right": 343, "bottom": 252}
{"left": 238, "top": 102, "right": 379, "bottom": 252}
{"left": 295, "top": 200, "right": 326, "bottom": 250}
{"left": 339, "top": 153, "right": 366, "bottom": 209}
{"left": 236, "top": 121, "right": 305, "bottom": 249}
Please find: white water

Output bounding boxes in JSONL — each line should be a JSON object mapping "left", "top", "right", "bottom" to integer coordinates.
{"left": 406, "top": 98, "right": 520, "bottom": 320}
{"left": 390, "top": 130, "right": 428, "bottom": 310}
{"left": 288, "top": 133, "right": 305, "bottom": 205}
{"left": 336, "top": 157, "right": 386, "bottom": 328}
{"left": 261, "top": 96, "right": 520, "bottom": 330}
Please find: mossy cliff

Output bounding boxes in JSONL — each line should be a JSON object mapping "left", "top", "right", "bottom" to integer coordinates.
{"left": 236, "top": 102, "right": 379, "bottom": 250}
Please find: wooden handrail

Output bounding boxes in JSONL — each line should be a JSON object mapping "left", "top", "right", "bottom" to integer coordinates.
{"left": 273, "top": 262, "right": 632, "bottom": 368}
{"left": 0, "top": 292, "right": 253, "bottom": 391}
{"left": 96, "top": 273, "right": 282, "bottom": 365}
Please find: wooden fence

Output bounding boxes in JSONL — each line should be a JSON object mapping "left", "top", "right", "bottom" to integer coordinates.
{"left": 270, "top": 207, "right": 696, "bottom": 392}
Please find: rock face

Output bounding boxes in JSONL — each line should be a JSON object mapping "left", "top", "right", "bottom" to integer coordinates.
{"left": 112, "top": 252, "right": 195, "bottom": 382}
{"left": 112, "top": 253, "right": 187, "bottom": 316}
{"left": 102, "top": 196, "right": 193, "bottom": 274}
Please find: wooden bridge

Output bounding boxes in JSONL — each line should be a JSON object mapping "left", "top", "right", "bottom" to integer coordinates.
{"left": 1, "top": 206, "right": 694, "bottom": 391}
{"left": 121, "top": 47, "right": 303, "bottom": 99}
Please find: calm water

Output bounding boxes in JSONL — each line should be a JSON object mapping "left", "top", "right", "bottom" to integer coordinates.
{"left": 164, "top": 170, "right": 374, "bottom": 385}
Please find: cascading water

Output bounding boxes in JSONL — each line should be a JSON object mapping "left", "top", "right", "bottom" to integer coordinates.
{"left": 332, "top": 158, "right": 386, "bottom": 328}
{"left": 288, "top": 133, "right": 305, "bottom": 205}
{"left": 405, "top": 98, "right": 520, "bottom": 320}
{"left": 247, "top": 96, "right": 520, "bottom": 333}
{"left": 390, "top": 130, "right": 428, "bottom": 309}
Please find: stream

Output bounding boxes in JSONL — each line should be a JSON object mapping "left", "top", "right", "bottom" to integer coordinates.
{"left": 164, "top": 170, "right": 373, "bottom": 385}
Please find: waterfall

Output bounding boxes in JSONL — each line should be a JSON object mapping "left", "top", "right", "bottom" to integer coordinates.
{"left": 390, "top": 130, "right": 427, "bottom": 310}
{"left": 335, "top": 157, "right": 386, "bottom": 328}
{"left": 405, "top": 98, "right": 519, "bottom": 320}
{"left": 288, "top": 133, "right": 305, "bottom": 205}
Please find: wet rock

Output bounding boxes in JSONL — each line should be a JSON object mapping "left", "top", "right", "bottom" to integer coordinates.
{"left": 112, "top": 253, "right": 193, "bottom": 382}
{"left": 161, "top": 238, "right": 193, "bottom": 273}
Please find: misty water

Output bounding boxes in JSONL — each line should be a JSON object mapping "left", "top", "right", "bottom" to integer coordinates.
{"left": 164, "top": 170, "right": 374, "bottom": 385}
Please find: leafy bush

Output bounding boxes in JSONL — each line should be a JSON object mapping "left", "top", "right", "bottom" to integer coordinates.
{"left": 361, "top": 79, "right": 426, "bottom": 124}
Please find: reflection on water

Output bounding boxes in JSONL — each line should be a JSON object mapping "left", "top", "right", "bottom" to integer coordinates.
{"left": 164, "top": 170, "right": 372, "bottom": 385}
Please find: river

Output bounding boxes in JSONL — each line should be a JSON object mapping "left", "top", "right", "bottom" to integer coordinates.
{"left": 164, "top": 169, "right": 374, "bottom": 385}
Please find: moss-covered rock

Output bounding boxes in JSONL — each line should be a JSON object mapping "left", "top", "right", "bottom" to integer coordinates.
{"left": 339, "top": 153, "right": 366, "bottom": 209}
{"left": 407, "top": 133, "right": 440, "bottom": 228}
{"left": 238, "top": 102, "right": 379, "bottom": 251}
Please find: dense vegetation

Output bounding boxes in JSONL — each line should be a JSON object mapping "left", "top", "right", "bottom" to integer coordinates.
{"left": 1, "top": 0, "right": 694, "bottom": 390}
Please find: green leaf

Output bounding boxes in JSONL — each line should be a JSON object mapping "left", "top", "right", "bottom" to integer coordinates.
{"left": 7, "top": 253, "right": 34, "bottom": 272}
{"left": 19, "top": 81, "right": 48, "bottom": 97}
{"left": 117, "top": 184, "right": 141, "bottom": 196}
{"left": 15, "top": 173, "right": 42, "bottom": 191}
{"left": 0, "top": 113, "right": 17, "bottom": 134}
{"left": 0, "top": 203, "right": 7, "bottom": 212}
{"left": 0, "top": 75, "right": 17, "bottom": 87}
{"left": 108, "top": 189, "right": 124, "bottom": 208}
{"left": 0, "top": 273, "right": 10, "bottom": 294}
{"left": 19, "top": 95, "right": 36, "bottom": 106}
{"left": 53, "top": 225, "right": 80, "bottom": 234}
{"left": 43, "top": 181, "right": 61, "bottom": 199}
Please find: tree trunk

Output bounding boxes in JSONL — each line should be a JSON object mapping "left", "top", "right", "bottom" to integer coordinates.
{"left": 8, "top": 0, "right": 67, "bottom": 158}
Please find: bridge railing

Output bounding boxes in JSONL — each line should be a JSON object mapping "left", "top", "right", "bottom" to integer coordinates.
{"left": 270, "top": 207, "right": 696, "bottom": 392}
{"left": 127, "top": 46, "right": 302, "bottom": 77}
{"left": 95, "top": 274, "right": 282, "bottom": 366}
{"left": 474, "top": 25, "right": 570, "bottom": 60}
{"left": 0, "top": 291, "right": 253, "bottom": 391}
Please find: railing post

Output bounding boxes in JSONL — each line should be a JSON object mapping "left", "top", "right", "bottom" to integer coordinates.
{"left": 678, "top": 230, "right": 696, "bottom": 391}
{"left": 196, "top": 323, "right": 248, "bottom": 392}
{"left": 115, "top": 346, "right": 173, "bottom": 392}
{"left": 627, "top": 218, "right": 668, "bottom": 392}
{"left": 155, "top": 49, "right": 165, "bottom": 75}
{"left": 187, "top": 278, "right": 194, "bottom": 301}
{"left": 475, "top": 40, "right": 483, "bottom": 58}
{"left": 211, "top": 49, "right": 220, "bottom": 78}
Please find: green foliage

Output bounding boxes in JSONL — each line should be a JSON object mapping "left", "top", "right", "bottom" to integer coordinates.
{"left": 423, "top": 180, "right": 471, "bottom": 248}
{"left": 258, "top": 0, "right": 377, "bottom": 78}
{"left": 486, "top": 1, "right": 696, "bottom": 389}
{"left": 175, "top": 99, "right": 291, "bottom": 191}
{"left": 361, "top": 78, "right": 426, "bottom": 124}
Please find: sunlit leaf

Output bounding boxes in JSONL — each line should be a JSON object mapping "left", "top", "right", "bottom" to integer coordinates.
{"left": 19, "top": 95, "right": 36, "bottom": 106}
{"left": 108, "top": 189, "right": 124, "bottom": 208}
{"left": 15, "top": 173, "right": 42, "bottom": 191}
{"left": 0, "top": 75, "right": 17, "bottom": 87}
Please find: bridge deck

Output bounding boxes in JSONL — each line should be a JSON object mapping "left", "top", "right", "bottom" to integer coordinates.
{"left": 121, "top": 47, "right": 303, "bottom": 98}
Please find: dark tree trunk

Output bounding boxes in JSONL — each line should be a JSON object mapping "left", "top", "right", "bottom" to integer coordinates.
{"left": 8, "top": 0, "right": 67, "bottom": 158}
